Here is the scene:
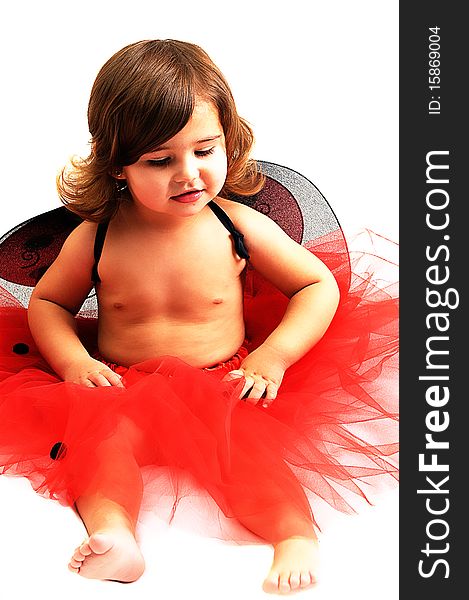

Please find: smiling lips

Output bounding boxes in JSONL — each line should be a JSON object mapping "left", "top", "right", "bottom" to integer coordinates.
{"left": 171, "top": 189, "right": 204, "bottom": 203}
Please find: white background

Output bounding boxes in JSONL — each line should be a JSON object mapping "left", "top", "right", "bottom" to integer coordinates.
{"left": 0, "top": 1, "right": 398, "bottom": 599}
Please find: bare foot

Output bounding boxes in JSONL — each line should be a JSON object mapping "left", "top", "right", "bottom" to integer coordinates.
{"left": 262, "top": 536, "right": 319, "bottom": 595}
{"left": 68, "top": 528, "right": 145, "bottom": 582}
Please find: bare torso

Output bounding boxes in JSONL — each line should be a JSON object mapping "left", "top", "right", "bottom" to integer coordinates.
{"left": 95, "top": 201, "right": 247, "bottom": 368}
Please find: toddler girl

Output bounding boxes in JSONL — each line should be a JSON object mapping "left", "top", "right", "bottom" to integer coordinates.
{"left": 0, "top": 39, "right": 398, "bottom": 595}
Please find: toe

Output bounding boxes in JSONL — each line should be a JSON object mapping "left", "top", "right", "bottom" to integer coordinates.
{"left": 70, "top": 559, "right": 83, "bottom": 569}
{"left": 289, "top": 571, "right": 301, "bottom": 590}
{"left": 88, "top": 533, "right": 114, "bottom": 555}
{"left": 300, "top": 571, "right": 313, "bottom": 588}
{"left": 79, "top": 541, "right": 92, "bottom": 556}
{"left": 262, "top": 572, "right": 280, "bottom": 594}
{"left": 279, "top": 572, "right": 291, "bottom": 594}
{"left": 73, "top": 549, "right": 86, "bottom": 561}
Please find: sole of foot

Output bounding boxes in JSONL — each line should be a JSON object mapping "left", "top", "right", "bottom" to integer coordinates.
{"left": 68, "top": 530, "right": 145, "bottom": 583}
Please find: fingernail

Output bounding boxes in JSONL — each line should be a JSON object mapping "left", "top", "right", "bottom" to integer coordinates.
{"left": 262, "top": 403, "right": 268, "bottom": 408}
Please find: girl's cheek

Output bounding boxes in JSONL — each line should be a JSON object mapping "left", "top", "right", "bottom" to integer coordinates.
{"left": 215, "top": 153, "right": 228, "bottom": 176}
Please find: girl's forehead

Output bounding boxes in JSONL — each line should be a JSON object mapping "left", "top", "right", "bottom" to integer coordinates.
{"left": 191, "top": 98, "right": 221, "bottom": 122}
{"left": 148, "top": 100, "right": 223, "bottom": 150}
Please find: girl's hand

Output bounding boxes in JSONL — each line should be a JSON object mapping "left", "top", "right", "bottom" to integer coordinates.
{"left": 62, "top": 357, "right": 125, "bottom": 388}
{"left": 223, "top": 344, "right": 287, "bottom": 408}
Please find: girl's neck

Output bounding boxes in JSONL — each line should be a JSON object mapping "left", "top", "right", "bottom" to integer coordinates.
{"left": 119, "top": 200, "right": 208, "bottom": 234}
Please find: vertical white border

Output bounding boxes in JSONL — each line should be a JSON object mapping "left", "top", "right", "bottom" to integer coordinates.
{"left": 0, "top": 2, "right": 398, "bottom": 598}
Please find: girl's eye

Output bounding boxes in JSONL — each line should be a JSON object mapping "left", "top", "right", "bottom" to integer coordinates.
{"left": 146, "top": 158, "right": 170, "bottom": 167}
{"left": 195, "top": 147, "right": 215, "bottom": 157}
{"left": 145, "top": 147, "right": 215, "bottom": 167}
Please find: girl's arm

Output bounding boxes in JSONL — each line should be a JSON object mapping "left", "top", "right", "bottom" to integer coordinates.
{"left": 27, "top": 222, "right": 123, "bottom": 388}
{"left": 222, "top": 200, "right": 340, "bottom": 405}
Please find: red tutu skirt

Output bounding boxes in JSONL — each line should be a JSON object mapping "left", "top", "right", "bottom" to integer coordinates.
{"left": 0, "top": 230, "right": 398, "bottom": 543}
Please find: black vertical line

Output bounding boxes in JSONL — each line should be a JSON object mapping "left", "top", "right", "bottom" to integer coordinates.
{"left": 400, "top": 2, "right": 465, "bottom": 596}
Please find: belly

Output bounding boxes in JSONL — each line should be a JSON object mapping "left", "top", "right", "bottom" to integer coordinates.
{"left": 96, "top": 309, "right": 246, "bottom": 368}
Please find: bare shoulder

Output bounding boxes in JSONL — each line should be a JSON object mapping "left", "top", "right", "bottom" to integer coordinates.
{"left": 214, "top": 197, "right": 283, "bottom": 240}
{"left": 31, "top": 220, "right": 98, "bottom": 313}
{"left": 214, "top": 197, "right": 335, "bottom": 297}
{"left": 61, "top": 220, "right": 98, "bottom": 256}
{"left": 215, "top": 197, "right": 300, "bottom": 258}
{"left": 215, "top": 196, "right": 264, "bottom": 221}
{"left": 50, "top": 219, "right": 99, "bottom": 275}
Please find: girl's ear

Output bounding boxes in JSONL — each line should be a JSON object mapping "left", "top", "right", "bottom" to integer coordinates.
{"left": 112, "top": 169, "right": 126, "bottom": 180}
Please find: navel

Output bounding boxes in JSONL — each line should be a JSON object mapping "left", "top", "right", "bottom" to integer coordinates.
{"left": 113, "top": 302, "right": 125, "bottom": 310}
{"left": 212, "top": 298, "right": 224, "bottom": 305}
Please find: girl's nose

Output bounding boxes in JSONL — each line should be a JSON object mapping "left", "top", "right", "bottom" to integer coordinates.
{"left": 174, "top": 156, "right": 199, "bottom": 183}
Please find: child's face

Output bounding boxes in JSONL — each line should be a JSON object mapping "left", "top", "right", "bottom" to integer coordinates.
{"left": 120, "top": 99, "right": 227, "bottom": 220}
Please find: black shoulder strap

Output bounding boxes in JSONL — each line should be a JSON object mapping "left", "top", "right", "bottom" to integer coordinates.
{"left": 91, "top": 204, "right": 248, "bottom": 285}
{"left": 91, "top": 221, "right": 109, "bottom": 284}
{"left": 208, "top": 201, "right": 250, "bottom": 260}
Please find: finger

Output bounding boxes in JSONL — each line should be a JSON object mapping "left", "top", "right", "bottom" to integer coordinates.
{"left": 80, "top": 379, "right": 97, "bottom": 388}
{"left": 240, "top": 376, "right": 255, "bottom": 400}
{"left": 245, "top": 380, "right": 267, "bottom": 402}
{"left": 261, "top": 382, "right": 278, "bottom": 408}
{"left": 103, "top": 370, "right": 125, "bottom": 388}
{"left": 222, "top": 369, "right": 245, "bottom": 382}
{"left": 88, "top": 372, "right": 112, "bottom": 387}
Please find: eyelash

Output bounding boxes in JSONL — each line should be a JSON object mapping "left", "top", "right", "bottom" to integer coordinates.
{"left": 146, "top": 147, "right": 215, "bottom": 167}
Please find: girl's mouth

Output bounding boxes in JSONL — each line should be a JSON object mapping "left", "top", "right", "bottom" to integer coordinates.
{"left": 171, "top": 190, "right": 204, "bottom": 203}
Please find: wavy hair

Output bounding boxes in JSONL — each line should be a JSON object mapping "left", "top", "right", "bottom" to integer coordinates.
{"left": 57, "top": 40, "right": 264, "bottom": 222}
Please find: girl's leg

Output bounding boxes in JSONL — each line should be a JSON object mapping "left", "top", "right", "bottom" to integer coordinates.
{"left": 68, "top": 417, "right": 146, "bottom": 582}
{"left": 225, "top": 446, "right": 319, "bottom": 595}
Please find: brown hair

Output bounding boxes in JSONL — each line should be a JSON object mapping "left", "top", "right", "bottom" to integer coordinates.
{"left": 57, "top": 39, "right": 264, "bottom": 222}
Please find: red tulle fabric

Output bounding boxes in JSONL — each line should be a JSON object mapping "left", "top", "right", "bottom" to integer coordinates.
{"left": 0, "top": 229, "right": 398, "bottom": 543}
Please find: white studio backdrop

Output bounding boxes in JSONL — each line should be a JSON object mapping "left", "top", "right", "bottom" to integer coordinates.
{"left": 0, "top": 1, "right": 398, "bottom": 599}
